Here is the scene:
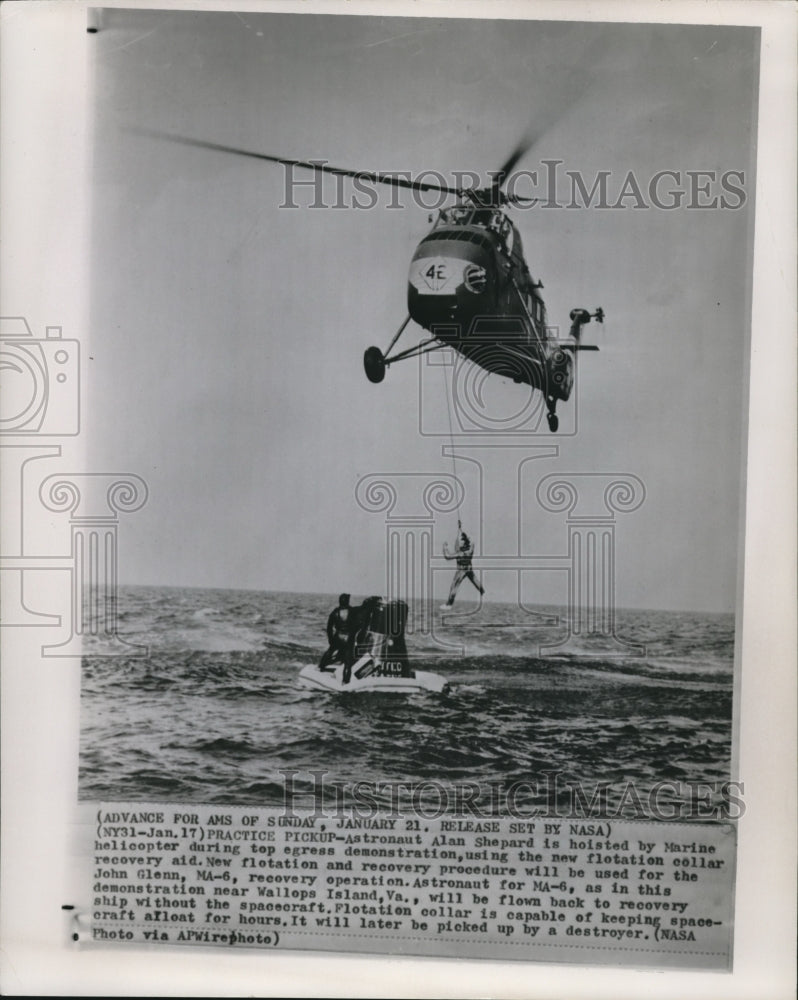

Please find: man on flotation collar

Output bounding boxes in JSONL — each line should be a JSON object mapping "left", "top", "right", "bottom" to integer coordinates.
{"left": 318, "top": 593, "right": 352, "bottom": 671}
{"left": 343, "top": 595, "right": 383, "bottom": 684}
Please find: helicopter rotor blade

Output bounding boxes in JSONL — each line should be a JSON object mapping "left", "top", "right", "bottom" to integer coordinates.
{"left": 505, "top": 192, "right": 540, "bottom": 207}
{"left": 487, "top": 128, "right": 542, "bottom": 203}
{"left": 127, "top": 128, "right": 463, "bottom": 197}
{"left": 498, "top": 135, "right": 537, "bottom": 181}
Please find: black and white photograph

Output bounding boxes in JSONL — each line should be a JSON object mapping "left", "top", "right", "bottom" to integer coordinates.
{"left": 78, "top": 9, "right": 755, "bottom": 818}
{"left": 1, "top": 1, "right": 795, "bottom": 996}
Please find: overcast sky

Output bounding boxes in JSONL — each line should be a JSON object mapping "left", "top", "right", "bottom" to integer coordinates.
{"left": 85, "top": 9, "right": 759, "bottom": 611}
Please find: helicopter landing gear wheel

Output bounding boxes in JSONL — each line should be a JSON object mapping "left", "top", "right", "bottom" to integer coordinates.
{"left": 547, "top": 411, "right": 559, "bottom": 433}
{"left": 364, "top": 346, "right": 386, "bottom": 383}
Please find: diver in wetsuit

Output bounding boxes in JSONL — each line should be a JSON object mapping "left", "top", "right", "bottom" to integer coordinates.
{"left": 318, "top": 593, "right": 352, "bottom": 671}
{"left": 442, "top": 525, "right": 485, "bottom": 607}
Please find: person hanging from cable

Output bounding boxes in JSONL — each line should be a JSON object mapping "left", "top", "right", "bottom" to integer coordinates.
{"left": 442, "top": 521, "right": 485, "bottom": 608}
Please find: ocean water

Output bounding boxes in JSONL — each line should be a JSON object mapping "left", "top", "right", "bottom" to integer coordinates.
{"left": 80, "top": 586, "right": 734, "bottom": 816}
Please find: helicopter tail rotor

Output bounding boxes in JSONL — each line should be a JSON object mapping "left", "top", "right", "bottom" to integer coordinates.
{"left": 566, "top": 308, "right": 603, "bottom": 353}
{"left": 568, "top": 307, "right": 604, "bottom": 341}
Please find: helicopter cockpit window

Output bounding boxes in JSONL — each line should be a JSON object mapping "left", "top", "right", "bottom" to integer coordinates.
{"left": 467, "top": 232, "right": 493, "bottom": 251}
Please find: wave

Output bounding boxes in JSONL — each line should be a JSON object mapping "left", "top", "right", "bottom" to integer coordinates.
{"left": 78, "top": 586, "right": 735, "bottom": 812}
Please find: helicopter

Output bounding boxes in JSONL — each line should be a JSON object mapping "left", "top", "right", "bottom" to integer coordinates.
{"left": 135, "top": 129, "right": 603, "bottom": 431}
{"left": 358, "top": 135, "right": 603, "bottom": 432}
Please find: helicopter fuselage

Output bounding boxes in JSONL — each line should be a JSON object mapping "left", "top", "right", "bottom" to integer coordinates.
{"left": 363, "top": 200, "right": 601, "bottom": 432}
{"left": 406, "top": 208, "right": 560, "bottom": 393}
